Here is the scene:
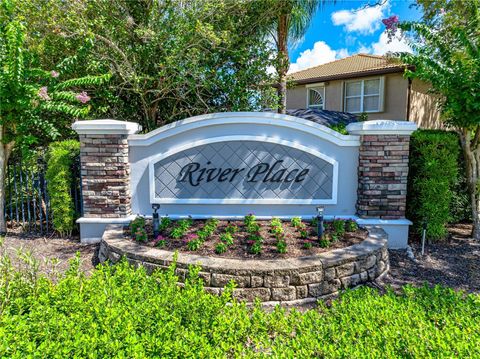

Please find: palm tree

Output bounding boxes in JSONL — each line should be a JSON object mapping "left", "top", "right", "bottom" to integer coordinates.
{"left": 273, "top": 0, "right": 324, "bottom": 114}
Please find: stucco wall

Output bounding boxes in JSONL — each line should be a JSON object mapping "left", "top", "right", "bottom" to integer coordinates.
{"left": 287, "top": 73, "right": 409, "bottom": 121}
{"left": 409, "top": 79, "right": 443, "bottom": 129}
{"left": 128, "top": 113, "right": 360, "bottom": 218}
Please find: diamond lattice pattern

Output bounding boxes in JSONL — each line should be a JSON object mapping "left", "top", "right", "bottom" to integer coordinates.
{"left": 154, "top": 141, "right": 334, "bottom": 200}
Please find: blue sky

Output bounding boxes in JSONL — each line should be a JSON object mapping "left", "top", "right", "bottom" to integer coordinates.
{"left": 288, "top": 0, "right": 422, "bottom": 73}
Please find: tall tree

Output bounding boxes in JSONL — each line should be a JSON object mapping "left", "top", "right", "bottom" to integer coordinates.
{"left": 385, "top": 0, "right": 480, "bottom": 238}
{"left": 17, "top": 0, "right": 278, "bottom": 132}
{"left": 0, "top": 0, "right": 108, "bottom": 233}
{"left": 272, "top": 0, "right": 323, "bottom": 114}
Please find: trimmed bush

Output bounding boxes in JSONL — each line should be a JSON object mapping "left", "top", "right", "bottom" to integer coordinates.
{"left": 45, "top": 140, "right": 80, "bottom": 236}
{"left": 407, "top": 130, "right": 464, "bottom": 240}
{"left": 0, "top": 252, "right": 479, "bottom": 358}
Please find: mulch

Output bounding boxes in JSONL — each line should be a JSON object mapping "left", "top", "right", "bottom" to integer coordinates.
{"left": 379, "top": 223, "right": 480, "bottom": 293}
{"left": 2, "top": 223, "right": 479, "bottom": 293}
{"left": 129, "top": 220, "right": 367, "bottom": 260}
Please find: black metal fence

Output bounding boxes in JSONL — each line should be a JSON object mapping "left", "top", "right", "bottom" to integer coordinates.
{"left": 4, "top": 152, "right": 82, "bottom": 235}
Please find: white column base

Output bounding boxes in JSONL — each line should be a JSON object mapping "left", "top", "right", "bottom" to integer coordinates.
{"left": 77, "top": 216, "right": 137, "bottom": 244}
{"left": 356, "top": 218, "right": 412, "bottom": 249}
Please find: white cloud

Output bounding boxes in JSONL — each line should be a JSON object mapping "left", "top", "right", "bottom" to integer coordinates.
{"left": 370, "top": 32, "right": 412, "bottom": 55}
{"left": 288, "top": 41, "right": 348, "bottom": 73}
{"left": 331, "top": 1, "right": 389, "bottom": 34}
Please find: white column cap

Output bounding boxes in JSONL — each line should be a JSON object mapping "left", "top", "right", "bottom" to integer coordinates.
{"left": 72, "top": 119, "right": 141, "bottom": 135}
{"left": 347, "top": 120, "right": 417, "bottom": 136}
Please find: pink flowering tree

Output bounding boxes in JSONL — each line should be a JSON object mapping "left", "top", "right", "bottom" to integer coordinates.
{"left": 0, "top": 11, "right": 109, "bottom": 234}
{"left": 382, "top": 0, "right": 480, "bottom": 239}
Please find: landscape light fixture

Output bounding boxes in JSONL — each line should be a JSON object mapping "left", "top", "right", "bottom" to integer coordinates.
{"left": 316, "top": 206, "right": 324, "bottom": 241}
{"left": 152, "top": 204, "right": 160, "bottom": 237}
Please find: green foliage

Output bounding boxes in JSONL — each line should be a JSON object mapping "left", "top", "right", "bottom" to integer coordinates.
{"left": 299, "top": 223, "right": 309, "bottom": 239}
{"left": 302, "top": 241, "right": 313, "bottom": 249}
{"left": 129, "top": 217, "right": 146, "bottom": 237}
{"left": 244, "top": 214, "right": 256, "bottom": 228}
{"left": 187, "top": 239, "right": 202, "bottom": 251}
{"left": 134, "top": 228, "right": 147, "bottom": 243}
{"left": 0, "top": 2, "right": 109, "bottom": 150}
{"left": 392, "top": 1, "right": 480, "bottom": 236}
{"left": 1, "top": 246, "right": 479, "bottom": 357}
{"left": 215, "top": 243, "right": 227, "bottom": 254}
{"left": 159, "top": 217, "right": 172, "bottom": 232}
{"left": 14, "top": 0, "right": 278, "bottom": 131}
{"left": 328, "top": 123, "right": 348, "bottom": 135}
{"left": 249, "top": 241, "right": 262, "bottom": 255}
{"left": 276, "top": 238, "right": 287, "bottom": 253}
{"left": 407, "top": 130, "right": 461, "bottom": 239}
{"left": 220, "top": 233, "right": 234, "bottom": 246}
{"left": 345, "top": 219, "right": 359, "bottom": 232}
{"left": 290, "top": 217, "right": 302, "bottom": 228}
{"left": 319, "top": 238, "right": 330, "bottom": 248}
{"left": 225, "top": 223, "right": 238, "bottom": 235}
{"left": 45, "top": 140, "right": 80, "bottom": 236}
{"left": 331, "top": 219, "right": 346, "bottom": 237}
{"left": 197, "top": 219, "right": 219, "bottom": 241}
{"left": 155, "top": 239, "right": 166, "bottom": 248}
{"left": 270, "top": 217, "right": 284, "bottom": 238}
{"left": 170, "top": 219, "right": 193, "bottom": 239}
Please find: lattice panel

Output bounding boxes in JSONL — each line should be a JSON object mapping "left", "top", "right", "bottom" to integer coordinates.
{"left": 153, "top": 141, "right": 334, "bottom": 201}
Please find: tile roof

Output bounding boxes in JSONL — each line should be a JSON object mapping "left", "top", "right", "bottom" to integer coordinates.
{"left": 288, "top": 54, "right": 405, "bottom": 84}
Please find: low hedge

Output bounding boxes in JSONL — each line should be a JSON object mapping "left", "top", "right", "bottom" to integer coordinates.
{"left": 45, "top": 140, "right": 80, "bottom": 236}
{"left": 407, "top": 130, "right": 469, "bottom": 240}
{"left": 0, "top": 254, "right": 478, "bottom": 357}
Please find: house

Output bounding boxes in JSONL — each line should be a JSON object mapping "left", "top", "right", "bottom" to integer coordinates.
{"left": 286, "top": 54, "right": 440, "bottom": 128}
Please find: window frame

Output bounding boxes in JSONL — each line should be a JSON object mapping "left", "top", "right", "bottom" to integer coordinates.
{"left": 306, "top": 83, "right": 326, "bottom": 110}
{"left": 343, "top": 77, "right": 384, "bottom": 114}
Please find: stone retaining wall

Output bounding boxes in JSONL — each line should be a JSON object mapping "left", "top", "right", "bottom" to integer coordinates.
{"left": 99, "top": 225, "right": 389, "bottom": 304}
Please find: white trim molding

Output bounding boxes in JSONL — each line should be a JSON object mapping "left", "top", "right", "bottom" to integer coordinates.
{"left": 72, "top": 119, "right": 141, "bottom": 135}
{"left": 128, "top": 112, "right": 360, "bottom": 147}
{"left": 347, "top": 119, "right": 417, "bottom": 135}
{"left": 148, "top": 135, "right": 339, "bottom": 205}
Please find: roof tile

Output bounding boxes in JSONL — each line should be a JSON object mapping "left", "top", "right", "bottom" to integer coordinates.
{"left": 288, "top": 54, "right": 404, "bottom": 83}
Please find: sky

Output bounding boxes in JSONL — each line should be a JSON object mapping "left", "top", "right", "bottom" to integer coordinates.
{"left": 288, "top": 0, "right": 422, "bottom": 73}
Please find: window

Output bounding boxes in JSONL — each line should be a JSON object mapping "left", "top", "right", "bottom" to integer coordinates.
{"left": 307, "top": 86, "right": 325, "bottom": 109}
{"left": 344, "top": 77, "right": 384, "bottom": 113}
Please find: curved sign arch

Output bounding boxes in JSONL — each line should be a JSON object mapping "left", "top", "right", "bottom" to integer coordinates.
{"left": 128, "top": 112, "right": 360, "bottom": 217}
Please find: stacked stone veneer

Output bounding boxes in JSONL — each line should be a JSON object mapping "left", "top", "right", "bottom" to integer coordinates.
{"left": 356, "top": 135, "right": 410, "bottom": 219}
{"left": 99, "top": 225, "right": 389, "bottom": 303}
{"left": 79, "top": 133, "right": 131, "bottom": 218}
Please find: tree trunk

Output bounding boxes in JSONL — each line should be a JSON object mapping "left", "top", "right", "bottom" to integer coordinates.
{"left": 276, "top": 14, "right": 289, "bottom": 114}
{"left": 459, "top": 128, "right": 480, "bottom": 240}
{"left": 0, "top": 127, "right": 13, "bottom": 235}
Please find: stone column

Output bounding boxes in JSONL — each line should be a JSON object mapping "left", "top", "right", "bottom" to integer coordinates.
{"left": 347, "top": 120, "right": 417, "bottom": 248}
{"left": 73, "top": 119, "right": 141, "bottom": 243}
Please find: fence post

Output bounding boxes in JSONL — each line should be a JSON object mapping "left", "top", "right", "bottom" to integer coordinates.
{"left": 72, "top": 120, "right": 141, "bottom": 243}
{"left": 347, "top": 120, "right": 417, "bottom": 248}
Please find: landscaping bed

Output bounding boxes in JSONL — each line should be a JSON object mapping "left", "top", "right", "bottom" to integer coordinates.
{"left": 125, "top": 215, "right": 367, "bottom": 259}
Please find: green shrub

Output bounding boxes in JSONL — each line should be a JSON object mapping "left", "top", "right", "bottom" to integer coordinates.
{"left": 345, "top": 219, "right": 358, "bottom": 232}
{"left": 0, "top": 248, "right": 479, "bottom": 357}
{"left": 45, "top": 140, "right": 80, "bottom": 236}
{"left": 290, "top": 217, "right": 302, "bottom": 228}
{"left": 215, "top": 242, "right": 227, "bottom": 254}
{"left": 276, "top": 239, "right": 287, "bottom": 253}
{"left": 220, "top": 233, "right": 234, "bottom": 246}
{"left": 331, "top": 219, "right": 346, "bottom": 237}
{"left": 407, "top": 130, "right": 464, "bottom": 240}
{"left": 130, "top": 216, "right": 146, "bottom": 237}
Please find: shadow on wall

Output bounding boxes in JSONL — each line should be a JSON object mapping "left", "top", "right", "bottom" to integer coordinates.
{"left": 409, "top": 79, "right": 443, "bottom": 129}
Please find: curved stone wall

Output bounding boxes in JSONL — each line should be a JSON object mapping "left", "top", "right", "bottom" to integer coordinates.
{"left": 99, "top": 225, "right": 389, "bottom": 304}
